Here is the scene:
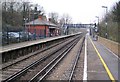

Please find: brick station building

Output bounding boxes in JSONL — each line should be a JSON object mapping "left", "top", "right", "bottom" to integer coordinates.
{"left": 25, "top": 15, "right": 60, "bottom": 39}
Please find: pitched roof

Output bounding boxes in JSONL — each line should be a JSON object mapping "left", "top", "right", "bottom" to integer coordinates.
{"left": 25, "top": 18, "right": 57, "bottom": 27}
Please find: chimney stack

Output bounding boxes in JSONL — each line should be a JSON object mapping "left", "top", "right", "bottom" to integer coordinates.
{"left": 38, "top": 15, "right": 43, "bottom": 20}
{"left": 38, "top": 15, "right": 47, "bottom": 21}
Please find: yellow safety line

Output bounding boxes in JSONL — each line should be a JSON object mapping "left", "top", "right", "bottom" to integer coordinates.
{"left": 89, "top": 36, "right": 115, "bottom": 82}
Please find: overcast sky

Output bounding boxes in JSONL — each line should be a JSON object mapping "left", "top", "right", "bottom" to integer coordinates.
{"left": 31, "top": 0, "right": 119, "bottom": 24}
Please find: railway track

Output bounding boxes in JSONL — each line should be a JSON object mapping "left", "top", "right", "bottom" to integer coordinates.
{"left": 26, "top": 36, "right": 82, "bottom": 82}
{"left": 43, "top": 36, "right": 85, "bottom": 81}
{"left": 68, "top": 37, "right": 84, "bottom": 81}
{"left": 2, "top": 34, "right": 83, "bottom": 82}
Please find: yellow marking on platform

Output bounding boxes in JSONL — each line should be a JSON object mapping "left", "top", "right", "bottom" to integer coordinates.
{"left": 89, "top": 37, "right": 115, "bottom": 82}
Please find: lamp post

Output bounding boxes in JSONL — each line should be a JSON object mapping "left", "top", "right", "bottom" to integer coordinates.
{"left": 24, "top": 18, "right": 28, "bottom": 41}
{"left": 95, "top": 16, "right": 100, "bottom": 35}
{"left": 33, "top": 12, "right": 37, "bottom": 40}
{"left": 102, "top": 6, "right": 108, "bottom": 38}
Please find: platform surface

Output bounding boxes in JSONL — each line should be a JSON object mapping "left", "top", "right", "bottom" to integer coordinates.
{"left": 87, "top": 35, "right": 119, "bottom": 81}
{"left": 1, "top": 32, "right": 81, "bottom": 53}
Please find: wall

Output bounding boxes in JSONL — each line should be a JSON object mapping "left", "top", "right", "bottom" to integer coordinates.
{"left": 28, "top": 25, "right": 49, "bottom": 37}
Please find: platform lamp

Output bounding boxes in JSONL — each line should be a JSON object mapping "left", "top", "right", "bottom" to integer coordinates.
{"left": 102, "top": 6, "right": 108, "bottom": 38}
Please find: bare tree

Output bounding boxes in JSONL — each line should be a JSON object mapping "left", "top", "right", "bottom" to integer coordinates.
{"left": 58, "top": 14, "right": 72, "bottom": 35}
{"left": 49, "top": 12, "right": 59, "bottom": 24}
{"left": 61, "top": 14, "right": 72, "bottom": 24}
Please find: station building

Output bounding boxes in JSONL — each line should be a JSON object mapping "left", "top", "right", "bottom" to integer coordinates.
{"left": 25, "top": 15, "right": 60, "bottom": 39}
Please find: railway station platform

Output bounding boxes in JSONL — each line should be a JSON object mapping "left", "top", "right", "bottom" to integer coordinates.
{"left": 86, "top": 34, "right": 119, "bottom": 81}
{"left": 1, "top": 32, "right": 82, "bottom": 67}
{"left": 1, "top": 32, "right": 81, "bottom": 53}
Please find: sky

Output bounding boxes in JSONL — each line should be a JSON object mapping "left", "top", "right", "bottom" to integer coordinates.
{"left": 31, "top": 0, "right": 119, "bottom": 24}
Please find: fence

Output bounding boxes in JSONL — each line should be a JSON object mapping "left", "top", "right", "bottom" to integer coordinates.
{"left": 2, "top": 28, "right": 47, "bottom": 46}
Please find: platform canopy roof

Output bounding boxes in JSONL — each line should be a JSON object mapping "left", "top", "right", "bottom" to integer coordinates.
{"left": 25, "top": 18, "right": 57, "bottom": 27}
